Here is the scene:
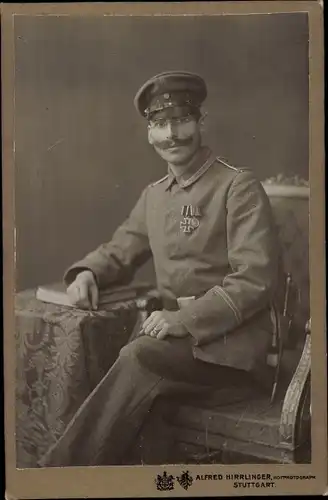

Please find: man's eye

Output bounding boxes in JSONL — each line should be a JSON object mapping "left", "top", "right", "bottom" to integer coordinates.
{"left": 152, "top": 121, "right": 166, "bottom": 128}
{"left": 180, "top": 117, "right": 192, "bottom": 124}
{"left": 172, "top": 117, "right": 190, "bottom": 126}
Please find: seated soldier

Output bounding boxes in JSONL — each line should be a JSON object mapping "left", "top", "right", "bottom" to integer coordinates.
{"left": 38, "top": 71, "right": 282, "bottom": 467}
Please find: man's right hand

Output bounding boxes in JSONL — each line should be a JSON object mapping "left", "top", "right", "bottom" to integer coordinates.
{"left": 66, "top": 270, "right": 99, "bottom": 310}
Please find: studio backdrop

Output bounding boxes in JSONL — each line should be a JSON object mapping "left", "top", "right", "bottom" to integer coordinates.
{"left": 14, "top": 13, "right": 309, "bottom": 290}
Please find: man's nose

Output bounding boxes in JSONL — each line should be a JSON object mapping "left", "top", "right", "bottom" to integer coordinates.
{"left": 166, "top": 122, "right": 178, "bottom": 139}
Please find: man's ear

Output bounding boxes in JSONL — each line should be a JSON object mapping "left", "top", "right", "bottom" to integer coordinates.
{"left": 148, "top": 125, "right": 154, "bottom": 145}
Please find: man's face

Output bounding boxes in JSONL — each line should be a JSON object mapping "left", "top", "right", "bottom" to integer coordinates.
{"left": 147, "top": 107, "right": 202, "bottom": 166}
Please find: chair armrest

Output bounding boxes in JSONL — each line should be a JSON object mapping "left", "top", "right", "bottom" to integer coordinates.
{"left": 99, "top": 286, "right": 162, "bottom": 315}
{"left": 135, "top": 290, "right": 163, "bottom": 315}
{"left": 279, "top": 326, "right": 311, "bottom": 449}
{"left": 112, "top": 290, "right": 162, "bottom": 343}
{"left": 268, "top": 273, "right": 304, "bottom": 404}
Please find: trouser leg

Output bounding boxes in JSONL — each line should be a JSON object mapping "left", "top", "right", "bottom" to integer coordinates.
{"left": 38, "top": 335, "right": 252, "bottom": 467}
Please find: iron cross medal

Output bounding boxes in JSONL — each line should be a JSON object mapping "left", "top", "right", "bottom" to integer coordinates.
{"left": 180, "top": 205, "right": 202, "bottom": 233}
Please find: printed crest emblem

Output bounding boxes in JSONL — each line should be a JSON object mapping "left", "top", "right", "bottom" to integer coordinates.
{"left": 177, "top": 470, "right": 194, "bottom": 490}
{"left": 155, "top": 471, "right": 175, "bottom": 491}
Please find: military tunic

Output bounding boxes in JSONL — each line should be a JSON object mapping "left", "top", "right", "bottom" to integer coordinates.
{"left": 66, "top": 146, "right": 281, "bottom": 372}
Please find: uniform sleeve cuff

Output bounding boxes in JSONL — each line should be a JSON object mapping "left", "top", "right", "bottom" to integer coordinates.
{"left": 63, "top": 266, "right": 98, "bottom": 287}
{"left": 177, "top": 287, "right": 241, "bottom": 346}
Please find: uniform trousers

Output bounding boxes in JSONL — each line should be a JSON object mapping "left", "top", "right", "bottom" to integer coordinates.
{"left": 38, "top": 334, "right": 256, "bottom": 467}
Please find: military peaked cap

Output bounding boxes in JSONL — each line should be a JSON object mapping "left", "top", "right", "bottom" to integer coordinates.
{"left": 134, "top": 71, "right": 207, "bottom": 119}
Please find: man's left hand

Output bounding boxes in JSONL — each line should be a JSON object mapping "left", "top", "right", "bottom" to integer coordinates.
{"left": 142, "top": 310, "right": 189, "bottom": 340}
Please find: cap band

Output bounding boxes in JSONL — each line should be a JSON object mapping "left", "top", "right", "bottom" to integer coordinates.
{"left": 145, "top": 90, "right": 201, "bottom": 118}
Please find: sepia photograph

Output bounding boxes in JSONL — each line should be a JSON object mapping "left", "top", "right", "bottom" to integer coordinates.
{"left": 2, "top": 2, "right": 326, "bottom": 498}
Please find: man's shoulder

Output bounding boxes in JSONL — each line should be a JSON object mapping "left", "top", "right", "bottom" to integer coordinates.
{"left": 148, "top": 174, "right": 169, "bottom": 188}
{"left": 215, "top": 156, "right": 252, "bottom": 176}
{"left": 210, "top": 157, "right": 258, "bottom": 188}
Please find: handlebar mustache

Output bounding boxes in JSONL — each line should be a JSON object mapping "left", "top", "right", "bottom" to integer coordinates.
{"left": 157, "top": 137, "right": 193, "bottom": 149}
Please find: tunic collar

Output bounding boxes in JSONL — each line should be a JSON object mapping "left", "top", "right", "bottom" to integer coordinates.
{"left": 166, "top": 146, "right": 216, "bottom": 190}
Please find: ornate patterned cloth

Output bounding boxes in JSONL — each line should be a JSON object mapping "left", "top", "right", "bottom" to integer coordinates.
{"left": 15, "top": 289, "right": 138, "bottom": 468}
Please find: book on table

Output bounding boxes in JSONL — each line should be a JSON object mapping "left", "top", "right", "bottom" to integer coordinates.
{"left": 35, "top": 282, "right": 154, "bottom": 308}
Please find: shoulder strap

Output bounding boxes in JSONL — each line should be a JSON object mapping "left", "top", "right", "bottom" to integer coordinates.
{"left": 150, "top": 174, "right": 169, "bottom": 187}
{"left": 216, "top": 156, "right": 249, "bottom": 173}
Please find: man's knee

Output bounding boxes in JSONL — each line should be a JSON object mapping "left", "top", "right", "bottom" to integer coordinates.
{"left": 119, "top": 335, "right": 155, "bottom": 361}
